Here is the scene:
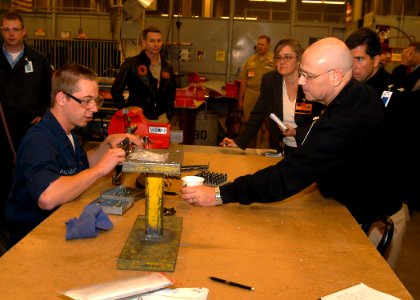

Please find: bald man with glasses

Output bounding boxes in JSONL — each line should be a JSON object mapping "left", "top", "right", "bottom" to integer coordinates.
{"left": 181, "top": 37, "right": 406, "bottom": 269}
{"left": 3, "top": 64, "right": 143, "bottom": 250}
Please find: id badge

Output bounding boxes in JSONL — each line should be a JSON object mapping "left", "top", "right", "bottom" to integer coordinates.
{"left": 25, "top": 61, "right": 34, "bottom": 73}
{"left": 295, "top": 103, "right": 312, "bottom": 115}
{"left": 381, "top": 90, "right": 393, "bottom": 107}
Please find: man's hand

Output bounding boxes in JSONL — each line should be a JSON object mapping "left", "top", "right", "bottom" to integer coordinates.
{"left": 105, "top": 133, "right": 143, "bottom": 149}
{"left": 220, "top": 137, "right": 238, "bottom": 147}
{"left": 94, "top": 148, "right": 127, "bottom": 177}
{"left": 180, "top": 185, "right": 218, "bottom": 206}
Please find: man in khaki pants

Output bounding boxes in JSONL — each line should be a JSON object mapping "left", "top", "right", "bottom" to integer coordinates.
{"left": 238, "top": 35, "right": 274, "bottom": 148}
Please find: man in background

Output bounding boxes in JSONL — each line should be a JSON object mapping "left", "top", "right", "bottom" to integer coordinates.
{"left": 392, "top": 42, "right": 420, "bottom": 92}
{"left": 0, "top": 10, "right": 53, "bottom": 233}
{"left": 345, "top": 28, "right": 417, "bottom": 212}
{"left": 238, "top": 34, "right": 274, "bottom": 148}
{"left": 111, "top": 25, "right": 176, "bottom": 123}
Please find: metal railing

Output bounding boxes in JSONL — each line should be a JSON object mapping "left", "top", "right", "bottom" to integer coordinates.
{"left": 26, "top": 38, "right": 121, "bottom": 77}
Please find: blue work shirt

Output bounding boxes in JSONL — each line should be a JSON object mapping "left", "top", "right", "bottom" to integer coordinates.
{"left": 5, "top": 110, "right": 89, "bottom": 246}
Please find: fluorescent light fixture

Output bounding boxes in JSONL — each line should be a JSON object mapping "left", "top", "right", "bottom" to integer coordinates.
{"left": 302, "top": 0, "right": 345, "bottom": 4}
{"left": 249, "top": 0, "right": 287, "bottom": 2}
{"left": 220, "top": 16, "right": 258, "bottom": 20}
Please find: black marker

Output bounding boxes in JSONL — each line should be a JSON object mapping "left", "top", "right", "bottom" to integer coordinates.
{"left": 210, "top": 276, "right": 254, "bottom": 291}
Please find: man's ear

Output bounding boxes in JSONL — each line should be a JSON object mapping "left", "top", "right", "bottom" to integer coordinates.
{"left": 372, "top": 54, "right": 381, "bottom": 69}
{"left": 331, "top": 70, "right": 343, "bottom": 87}
{"left": 55, "top": 91, "right": 66, "bottom": 106}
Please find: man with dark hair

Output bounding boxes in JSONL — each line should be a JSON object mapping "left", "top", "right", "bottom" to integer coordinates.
{"left": 111, "top": 25, "right": 176, "bottom": 123}
{"left": 0, "top": 10, "right": 53, "bottom": 232}
{"left": 344, "top": 27, "right": 406, "bottom": 108}
{"left": 345, "top": 27, "right": 415, "bottom": 212}
{"left": 3, "top": 64, "right": 143, "bottom": 250}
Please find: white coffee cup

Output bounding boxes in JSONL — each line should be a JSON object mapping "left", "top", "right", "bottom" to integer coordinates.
{"left": 182, "top": 176, "right": 205, "bottom": 187}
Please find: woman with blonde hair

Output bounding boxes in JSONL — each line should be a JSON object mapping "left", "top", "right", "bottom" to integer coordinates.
{"left": 221, "top": 38, "right": 323, "bottom": 155}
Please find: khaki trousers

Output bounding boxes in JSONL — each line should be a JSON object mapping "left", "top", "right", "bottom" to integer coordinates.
{"left": 368, "top": 203, "right": 409, "bottom": 270}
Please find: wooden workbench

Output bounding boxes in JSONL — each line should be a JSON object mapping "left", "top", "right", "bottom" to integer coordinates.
{"left": 0, "top": 146, "right": 413, "bottom": 299}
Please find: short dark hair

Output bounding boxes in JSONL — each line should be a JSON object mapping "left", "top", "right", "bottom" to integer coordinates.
{"left": 409, "top": 42, "right": 420, "bottom": 53}
{"left": 51, "top": 64, "right": 97, "bottom": 105}
{"left": 345, "top": 27, "right": 381, "bottom": 58}
{"left": 258, "top": 34, "right": 271, "bottom": 45}
{"left": 1, "top": 10, "right": 24, "bottom": 28}
{"left": 141, "top": 26, "right": 161, "bottom": 40}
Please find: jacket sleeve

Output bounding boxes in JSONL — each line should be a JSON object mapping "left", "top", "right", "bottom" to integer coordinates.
{"left": 165, "top": 63, "right": 176, "bottom": 121}
{"left": 111, "top": 61, "right": 130, "bottom": 109}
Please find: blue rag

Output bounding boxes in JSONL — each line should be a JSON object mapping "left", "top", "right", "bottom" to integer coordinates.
{"left": 65, "top": 204, "right": 113, "bottom": 240}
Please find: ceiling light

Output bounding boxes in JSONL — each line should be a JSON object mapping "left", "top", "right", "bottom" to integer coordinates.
{"left": 302, "top": 0, "right": 345, "bottom": 4}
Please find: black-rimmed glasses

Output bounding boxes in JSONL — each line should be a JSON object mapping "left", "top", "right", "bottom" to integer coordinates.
{"left": 275, "top": 55, "right": 296, "bottom": 62}
{"left": 61, "top": 91, "right": 104, "bottom": 109}
{"left": 298, "top": 68, "right": 334, "bottom": 81}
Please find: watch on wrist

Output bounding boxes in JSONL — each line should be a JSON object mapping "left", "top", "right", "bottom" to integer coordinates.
{"left": 214, "top": 186, "right": 223, "bottom": 206}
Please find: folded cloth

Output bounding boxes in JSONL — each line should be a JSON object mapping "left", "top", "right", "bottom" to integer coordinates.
{"left": 66, "top": 204, "right": 113, "bottom": 240}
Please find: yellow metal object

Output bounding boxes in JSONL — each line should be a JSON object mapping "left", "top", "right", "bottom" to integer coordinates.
{"left": 117, "top": 216, "right": 183, "bottom": 272}
{"left": 145, "top": 174, "right": 164, "bottom": 239}
{"left": 118, "top": 147, "right": 184, "bottom": 271}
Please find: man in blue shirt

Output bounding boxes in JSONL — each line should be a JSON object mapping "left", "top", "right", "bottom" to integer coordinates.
{"left": 4, "top": 64, "right": 143, "bottom": 249}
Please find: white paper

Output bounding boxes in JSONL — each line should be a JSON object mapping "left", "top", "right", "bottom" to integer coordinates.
{"left": 321, "top": 283, "right": 401, "bottom": 300}
{"left": 127, "top": 287, "right": 209, "bottom": 299}
{"left": 63, "top": 273, "right": 173, "bottom": 300}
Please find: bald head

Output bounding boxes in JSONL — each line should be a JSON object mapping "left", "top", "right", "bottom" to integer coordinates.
{"left": 299, "top": 37, "right": 353, "bottom": 105}
{"left": 305, "top": 37, "right": 353, "bottom": 75}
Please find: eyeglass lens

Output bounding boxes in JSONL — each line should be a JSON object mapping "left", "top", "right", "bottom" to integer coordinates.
{"left": 62, "top": 91, "right": 103, "bottom": 108}
{"left": 276, "top": 56, "right": 295, "bottom": 62}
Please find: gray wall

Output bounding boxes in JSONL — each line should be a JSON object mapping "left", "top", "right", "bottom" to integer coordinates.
{"left": 143, "top": 16, "right": 345, "bottom": 82}
{"left": 20, "top": 13, "right": 419, "bottom": 82}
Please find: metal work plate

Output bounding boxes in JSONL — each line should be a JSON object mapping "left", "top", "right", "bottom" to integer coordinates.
{"left": 122, "top": 149, "right": 183, "bottom": 175}
{"left": 117, "top": 216, "right": 183, "bottom": 272}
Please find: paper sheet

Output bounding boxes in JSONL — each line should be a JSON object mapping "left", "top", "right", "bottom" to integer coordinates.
{"left": 321, "top": 283, "right": 401, "bottom": 300}
{"left": 127, "top": 287, "right": 209, "bottom": 299}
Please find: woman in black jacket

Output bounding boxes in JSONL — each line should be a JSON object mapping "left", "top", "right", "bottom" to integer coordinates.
{"left": 221, "top": 38, "right": 324, "bottom": 155}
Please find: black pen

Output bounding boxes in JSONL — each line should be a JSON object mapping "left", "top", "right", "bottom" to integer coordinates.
{"left": 210, "top": 276, "right": 255, "bottom": 291}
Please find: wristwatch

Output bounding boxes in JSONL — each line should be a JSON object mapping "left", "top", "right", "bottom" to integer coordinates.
{"left": 214, "top": 186, "right": 223, "bottom": 206}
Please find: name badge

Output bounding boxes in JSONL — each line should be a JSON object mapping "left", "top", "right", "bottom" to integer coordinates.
{"left": 248, "top": 70, "right": 256, "bottom": 77}
{"left": 25, "top": 61, "right": 34, "bottom": 73}
{"left": 381, "top": 90, "right": 393, "bottom": 107}
{"left": 295, "top": 103, "right": 313, "bottom": 115}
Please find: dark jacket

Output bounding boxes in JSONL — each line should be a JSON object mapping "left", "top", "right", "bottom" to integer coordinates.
{"left": 111, "top": 50, "right": 176, "bottom": 120}
{"left": 220, "top": 80, "right": 402, "bottom": 224}
{"left": 0, "top": 42, "right": 52, "bottom": 149}
{"left": 391, "top": 64, "right": 420, "bottom": 92}
{"left": 234, "top": 70, "right": 324, "bottom": 152}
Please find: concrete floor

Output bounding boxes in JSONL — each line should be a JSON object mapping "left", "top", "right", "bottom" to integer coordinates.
{"left": 395, "top": 209, "right": 420, "bottom": 299}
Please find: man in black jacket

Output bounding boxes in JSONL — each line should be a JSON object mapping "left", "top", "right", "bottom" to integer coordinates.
{"left": 111, "top": 26, "right": 176, "bottom": 122}
{"left": 345, "top": 28, "right": 415, "bottom": 215}
{"left": 181, "top": 37, "right": 407, "bottom": 269}
{"left": 0, "top": 10, "right": 53, "bottom": 230}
